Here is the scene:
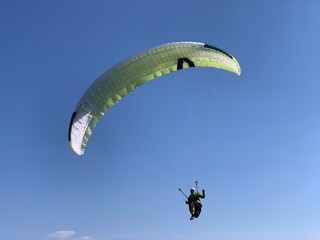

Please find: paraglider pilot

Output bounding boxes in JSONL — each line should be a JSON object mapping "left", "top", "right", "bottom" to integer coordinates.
{"left": 185, "top": 188, "right": 205, "bottom": 220}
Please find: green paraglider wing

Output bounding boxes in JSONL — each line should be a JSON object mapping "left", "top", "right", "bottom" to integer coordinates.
{"left": 68, "top": 41, "right": 241, "bottom": 155}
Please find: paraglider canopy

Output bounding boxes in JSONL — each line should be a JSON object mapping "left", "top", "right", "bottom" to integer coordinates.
{"left": 68, "top": 41, "right": 241, "bottom": 155}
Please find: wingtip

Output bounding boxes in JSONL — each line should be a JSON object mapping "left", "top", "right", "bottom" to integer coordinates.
{"left": 69, "top": 141, "right": 84, "bottom": 156}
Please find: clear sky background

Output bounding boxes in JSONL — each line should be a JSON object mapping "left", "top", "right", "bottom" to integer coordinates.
{"left": 1, "top": 1, "right": 320, "bottom": 240}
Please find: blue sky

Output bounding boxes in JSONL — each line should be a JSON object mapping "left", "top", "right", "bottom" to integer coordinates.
{"left": 1, "top": 1, "right": 320, "bottom": 240}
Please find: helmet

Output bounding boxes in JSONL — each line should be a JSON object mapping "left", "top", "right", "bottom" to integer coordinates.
{"left": 190, "top": 188, "right": 196, "bottom": 193}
